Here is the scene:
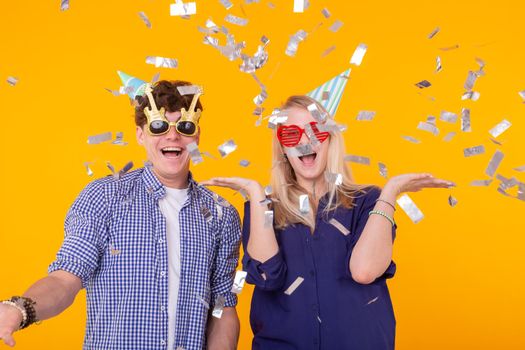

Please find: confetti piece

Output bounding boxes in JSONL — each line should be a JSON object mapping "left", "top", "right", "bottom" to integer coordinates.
{"left": 285, "top": 144, "right": 315, "bottom": 158}
{"left": 350, "top": 43, "right": 367, "bottom": 66}
{"left": 439, "top": 44, "right": 459, "bottom": 51}
{"left": 463, "top": 145, "right": 485, "bottom": 157}
{"left": 84, "top": 162, "right": 94, "bottom": 176}
{"left": 253, "top": 89, "right": 268, "bottom": 106}
{"left": 264, "top": 210, "right": 274, "bottom": 228}
{"left": 443, "top": 131, "right": 456, "bottom": 142}
{"left": 146, "top": 56, "right": 178, "bottom": 69}
{"left": 329, "top": 20, "right": 344, "bottom": 32}
{"left": 397, "top": 194, "right": 424, "bottom": 223}
{"left": 170, "top": 1, "right": 197, "bottom": 16}
{"left": 328, "top": 218, "right": 350, "bottom": 235}
{"left": 356, "top": 110, "right": 376, "bottom": 121}
{"left": 293, "top": 0, "right": 306, "bottom": 13}
{"left": 519, "top": 90, "right": 525, "bottom": 102}
{"left": 112, "top": 132, "right": 127, "bottom": 146}
{"left": 187, "top": 142, "right": 204, "bottom": 165}
{"left": 107, "top": 161, "right": 133, "bottom": 180}
{"left": 285, "top": 29, "right": 308, "bottom": 57}
{"left": 7, "top": 76, "right": 18, "bottom": 86}
{"left": 284, "top": 277, "right": 304, "bottom": 295}
{"left": 485, "top": 150, "right": 504, "bottom": 177}
{"left": 239, "top": 159, "right": 250, "bottom": 167}
{"left": 212, "top": 295, "right": 226, "bottom": 319}
{"left": 231, "top": 271, "right": 248, "bottom": 294}
{"left": 402, "top": 135, "right": 421, "bottom": 144}
{"left": 461, "top": 108, "right": 472, "bottom": 132}
{"left": 417, "top": 122, "right": 439, "bottom": 136}
{"left": 320, "top": 45, "right": 336, "bottom": 57}
{"left": 378, "top": 162, "right": 388, "bottom": 178}
{"left": 428, "top": 27, "right": 440, "bottom": 39}
{"left": 448, "top": 195, "right": 458, "bottom": 207}
{"left": 176, "top": 85, "right": 201, "bottom": 96}
{"left": 464, "top": 71, "right": 477, "bottom": 91}
{"left": 307, "top": 103, "right": 328, "bottom": 123}
{"left": 304, "top": 123, "right": 321, "bottom": 147}
{"left": 138, "top": 11, "right": 152, "bottom": 28}
{"left": 366, "top": 296, "right": 379, "bottom": 305}
{"left": 440, "top": 111, "right": 457, "bottom": 123}
{"left": 461, "top": 91, "right": 480, "bottom": 101}
{"left": 344, "top": 155, "right": 370, "bottom": 165}
{"left": 415, "top": 80, "right": 431, "bottom": 88}
{"left": 299, "top": 195, "right": 310, "bottom": 214}
{"left": 201, "top": 205, "right": 213, "bottom": 223}
{"left": 435, "top": 56, "right": 442, "bottom": 73}
{"left": 470, "top": 179, "right": 492, "bottom": 186}
{"left": 489, "top": 119, "right": 511, "bottom": 138}
{"left": 218, "top": 139, "right": 237, "bottom": 157}
{"left": 514, "top": 165, "right": 525, "bottom": 172}
{"left": 105, "top": 88, "right": 121, "bottom": 96}
{"left": 60, "top": 0, "right": 69, "bottom": 11}
{"left": 220, "top": 0, "right": 233, "bottom": 9}
{"left": 268, "top": 110, "right": 288, "bottom": 129}
{"left": 325, "top": 171, "right": 343, "bottom": 186}
{"left": 426, "top": 115, "right": 436, "bottom": 125}
{"left": 321, "top": 8, "right": 331, "bottom": 18}
{"left": 317, "top": 122, "right": 347, "bottom": 133}
{"left": 489, "top": 138, "right": 503, "bottom": 146}
{"left": 195, "top": 293, "right": 210, "bottom": 309}
{"left": 225, "top": 14, "right": 248, "bottom": 26}
{"left": 88, "top": 132, "right": 112, "bottom": 145}
{"left": 518, "top": 183, "right": 525, "bottom": 201}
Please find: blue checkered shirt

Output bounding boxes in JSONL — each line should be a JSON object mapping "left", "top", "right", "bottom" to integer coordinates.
{"left": 48, "top": 166, "right": 241, "bottom": 350}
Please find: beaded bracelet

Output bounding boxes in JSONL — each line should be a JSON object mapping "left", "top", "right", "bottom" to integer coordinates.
{"left": 9, "top": 296, "right": 38, "bottom": 329}
{"left": 1, "top": 300, "right": 27, "bottom": 330}
{"left": 369, "top": 210, "right": 396, "bottom": 227}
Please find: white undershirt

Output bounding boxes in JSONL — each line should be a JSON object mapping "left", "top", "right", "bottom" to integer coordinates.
{"left": 158, "top": 187, "right": 188, "bottom": 350}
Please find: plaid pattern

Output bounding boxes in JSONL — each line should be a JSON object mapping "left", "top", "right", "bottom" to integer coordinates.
{"left": 49, "top": 166, "right": 241, "bottom": 350}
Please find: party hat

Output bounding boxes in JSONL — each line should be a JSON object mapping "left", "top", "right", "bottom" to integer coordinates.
{"left": 306, "top": 68, "right": 351, "bottom": 117}
{"left": 117, "top": 71, "right": 147, "bottom": 99}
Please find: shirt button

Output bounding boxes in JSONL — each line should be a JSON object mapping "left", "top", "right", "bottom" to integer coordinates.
{"left": 158, "top": 238, "right": 164, "bottom": 244}
{"left": 160, "top": 271, "right": 166, "bottom": 277}
{"left": 160, "top": 340, "right": 166, "bottom": 346}
{"left": 161, "top": 305, "right": 166, "bottom": 311}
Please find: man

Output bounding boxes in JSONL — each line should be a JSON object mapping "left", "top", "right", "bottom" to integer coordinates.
{"left": 0, "top": 75, "right": 242, "bottom": 349}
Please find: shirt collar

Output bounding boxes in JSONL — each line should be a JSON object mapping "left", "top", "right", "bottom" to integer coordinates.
{"left": 141, "top": 165, "right": 198, "bottom": 201}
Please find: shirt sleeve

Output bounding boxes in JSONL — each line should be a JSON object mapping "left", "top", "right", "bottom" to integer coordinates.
{"left": 241, "top": 201, "right": 287, "bottom": 291}
{"left": 345, "top": 186, "right": 397, "bottom": 280}
{"left": 210, "top": 205, "right": 242, "bottom": 308}
{"left": 48, "top": 181, "right": 109, "bottom": 288}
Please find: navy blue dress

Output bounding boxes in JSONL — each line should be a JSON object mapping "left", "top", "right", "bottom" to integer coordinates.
{"left": 242, "top": 187, "right": 396, "bottom": 350}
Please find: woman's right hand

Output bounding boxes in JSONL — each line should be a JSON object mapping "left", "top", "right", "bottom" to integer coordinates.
{"left": 201, "top": 177, "right": 266, "bottom": 200}
{"left": 0, "top": 303, "right": 23, "bottom": 347}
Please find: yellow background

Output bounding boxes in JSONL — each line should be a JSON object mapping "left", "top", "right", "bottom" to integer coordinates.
{"left": 1, "top": 0, "right": 524, "bottom": 349}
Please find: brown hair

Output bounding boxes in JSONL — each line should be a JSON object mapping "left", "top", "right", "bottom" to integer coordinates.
{"left": 134, "top": 80, "right": 204, "bottom": 127}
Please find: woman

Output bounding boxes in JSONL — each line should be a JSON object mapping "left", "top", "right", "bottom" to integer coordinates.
{"left": 203, "top": 95, "right": 454, "bottom": 349}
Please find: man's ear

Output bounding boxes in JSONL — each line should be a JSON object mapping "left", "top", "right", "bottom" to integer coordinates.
{"left": 136, "top": 126, "right": 144, "bottom": 145}
{"left": 195, "top": 126, "right": 201, "bottom": 145}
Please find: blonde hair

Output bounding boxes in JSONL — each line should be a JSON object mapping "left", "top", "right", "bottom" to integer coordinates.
{"left": 271, "top": 95, "right": 367, "bottom": 231}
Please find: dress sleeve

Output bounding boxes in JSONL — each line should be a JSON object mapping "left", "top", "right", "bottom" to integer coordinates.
{"left": 345, "top": 186, "right": 397, "bottom": 280}
{"left": 48, "top": 181, "right": 109, "bottom": 288}
{"left": 241, "top": 201, "right": 287, "bottom": 291}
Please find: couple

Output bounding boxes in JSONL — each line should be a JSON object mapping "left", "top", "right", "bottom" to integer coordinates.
{"left": 0, "top": 78, "right": 453, "bottom": 350}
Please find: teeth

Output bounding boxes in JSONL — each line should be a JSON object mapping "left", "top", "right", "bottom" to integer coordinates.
{"left": 162, "top": 147, "right": 182, "bottom": 152}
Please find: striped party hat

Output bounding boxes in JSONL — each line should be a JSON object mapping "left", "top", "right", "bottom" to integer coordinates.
{"left": 306, "top": 68, "right": 351, "bottom": 118}
{"left": 117, "top": 71, "right": 147, "bottom": 99}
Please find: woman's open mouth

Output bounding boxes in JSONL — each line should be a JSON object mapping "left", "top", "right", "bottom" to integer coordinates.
{"left": 298, "top": 152, "right": 317, "bottom": 166}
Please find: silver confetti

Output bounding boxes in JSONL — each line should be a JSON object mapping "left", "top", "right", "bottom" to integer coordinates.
{"left": 268, "top": 110, "right": 288, "bottom": 129}
{"left": 329, "top": 20, "right": 344, "bottom": 33}
{"left": 514, "top": 165, "right": 525, "bottom": 172}
{"left": 519, "top": 90, "right": 525, "bottom": 102}
{"left": 517, "top": 183, "right": 525, "bottom": 201}
{"left": 397, "top": 194, "right": 424, "bottom": 224}
{"left": 448, "top": 195, "right": 458, "bottom": 207}
{"left": 299, "top": 195, "right": 310, "bottom": 215}
{"left": 356, "top": 111, "right": 376, "bottom": 121}
{"left": 321, "top": 45, "right": 336, "bottom": 57}
{"left": 439, "top": 44, "right": 459, "bottom": 51}
{"left": 253, "top": 89, "right": 268, "bottom": 106}
{"left": 60, "top": 0, "right": 69, "bottom": 11}
{"left": 461, "top": 108, "right": 472, "bottom": 132}
{"left": 220, "top": 0, "right": 233, "bottom": 9}
{"left": 83, "top": 162, "right": 94, "bottom": 176}
{"left": 304, "top": 123, "right": 320, "bottom": 147}
{"left": 187, "top": 142, "right": 204, "bottom": 165}
{"left": 286, "top": 144, "right": 315, "bottom": 157}
{"left": 170, "top": 1, "right": 197, "bottom": 16}
{"left": 225, "top": 14, "right": 248, "bottom": 26}
{"left": 402, "top": 135, "right": 421, "bottom": 144}
{"left": 490, "top": 138, "right": 503, "bottom": 146}
{"left": 112, "top": 132, "right": 127, "bottom": 146}
{"left": 177, "top": 85, "right": 201, "bottom": 96}
{"left": 264, "top": 210, "right": 274, "bottom": 228}
{"left": 464, "top": 71, "right": 477, "bottom": 91}
{"left": 463, "top": 145, "right": 485, "bottom": 157}
{"left": 435, "top": 56, "right": 442, "bottom": 73}
{"left": 328, "top": 218, "right": 350, "bottom": 236}
{"left": 415, "top": 80, "right": 431, "bottom": 88}
{"left": 138, "top": 11, "right": 152, "bottom": 28}
{"left": 231, "top": 271, "right": 248, "bottom": 294}
{"left": 316, "top": 122, "right": 346, "bottom": 133}
{"left": 378, "top": 162, "right": 388, "bottom": 178}
{"left": 428, "top": 27, "right": 440, "bottom": 39}
{"left": 344, "top": 155, "right": 370, "bottom": 165}
{"left": 201, "top": 205, "right": 213, "bottom": 223}
{"left": 107, "top": 161, "right": 133, "bottom": 180}
{"left": 7, "top": 76, "right": 18, "bottom": 86}
{"left": 293, "top": 0, "right": 306, "bottom": 13}
{"left": 417, "top": 121, "right": 440, "bottom": 136}
{"left": 146, "top": 56, "right": 178, "bottom": 69}
{"left": 218, "top": 139, "right": 237, "bottom": 157}
{"left": 488, "top": 119, "right": 511, "bottom": 138}
{"left": 285, "top": 29, "right": 308, "bottom": 57}
{"left": 284, "top": 277, "right": 304, "bottom": 295}
{"left": 470, "top": 179, "right": 492, "bottom": 187}
{"left": 239, "top": 159, "right": 250, "bottom": 167}
{"left": 426, "top": 115, "right": 436, "bottom": 125}
{"left": 195, "top": 293, "right": 210, "bottom": 310}
{"left": 440, "top": 111, "right": 457, "bottom": 123}
{"left": 366, "top": 296, "right": 379, "bottom": 305}
{"left": 212, "top": 295, "right": 226, "bottom": 319}
{"left": 321, "top": 8, "right": 331, "bottom": 18}
{"left": 307, "top": 103, "right": 328, "bottom": 123}
{"left": 461, "top": 91, "right": 480, "bottom": 101}
{"left": 443, "top": 132, "right": 456, "bottom": 142}
{"left": 88, "top": 132, "right": 112, "bottom": 144}
{"left": 259, "top": 198, "right": 272, "bottom": 206}
{"left": 325, "top": 171, "right": 343, "bottom": 186}
{"left": 349, "top": 43, "right": 367, "bottom": 66}
{"left": 485, "top": 150, "right": 504, "bottom": 177}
